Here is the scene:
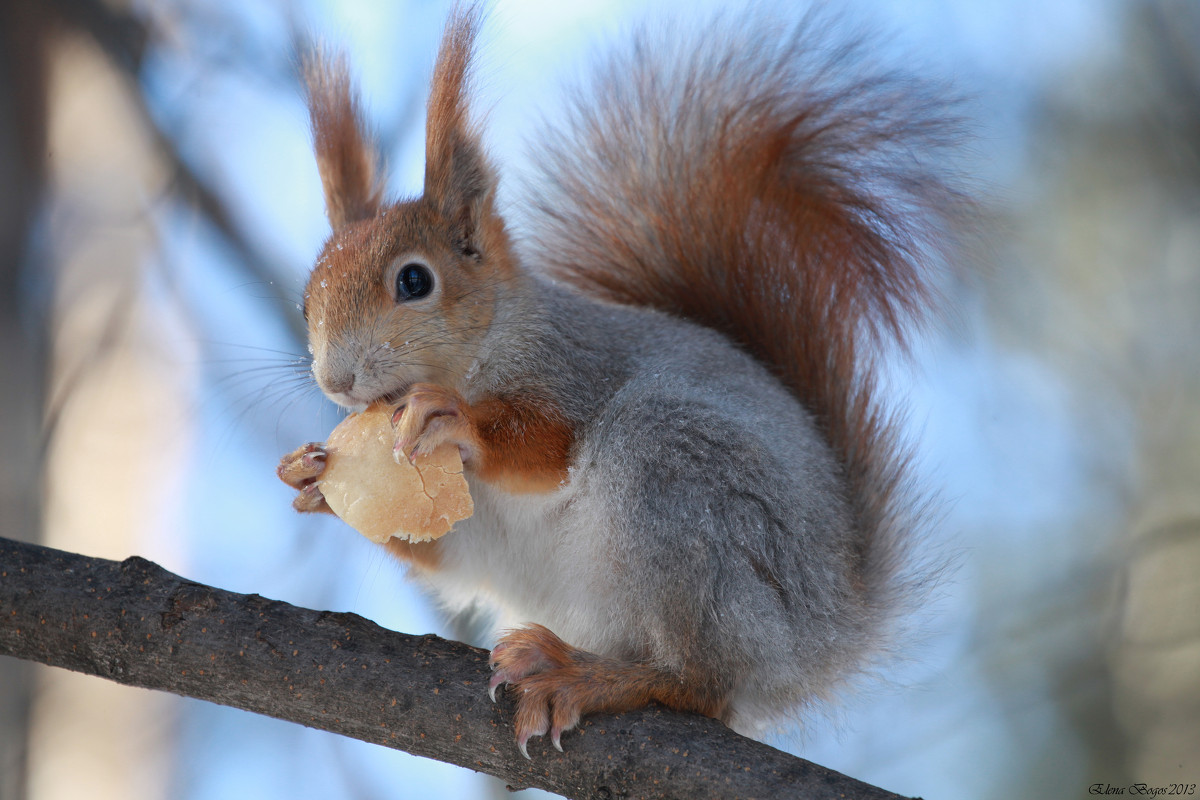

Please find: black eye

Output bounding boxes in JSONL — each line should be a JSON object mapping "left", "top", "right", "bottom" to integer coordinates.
{"left": 396, "top": 263, "right": 434, "bottom": 301}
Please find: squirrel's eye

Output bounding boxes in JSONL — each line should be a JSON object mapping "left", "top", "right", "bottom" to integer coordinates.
{"left": 396, "top": 263, "right": 434, "bottom": 301}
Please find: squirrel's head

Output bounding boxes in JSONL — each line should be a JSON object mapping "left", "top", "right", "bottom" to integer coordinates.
{"left": 301, "top": 8, "right": 513, "bottom": 410}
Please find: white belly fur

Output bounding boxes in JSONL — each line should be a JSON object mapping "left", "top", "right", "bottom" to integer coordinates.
{"left": 418, "top": 472, "right": 627, "bottom": 655}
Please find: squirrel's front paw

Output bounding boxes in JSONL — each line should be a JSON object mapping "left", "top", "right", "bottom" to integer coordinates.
{"left": 277, "top": 442, "right": 332, "bottom": 513}
{"left": 391, "top": 384, "right": 480, "bottom": 465}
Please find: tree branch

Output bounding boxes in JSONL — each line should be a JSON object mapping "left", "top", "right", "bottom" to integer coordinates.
{"left": 0, "top": 536, "right": 911, "bottom": 800}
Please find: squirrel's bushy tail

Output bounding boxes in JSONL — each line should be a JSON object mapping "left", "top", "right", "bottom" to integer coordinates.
{"left": 526, "top": 10, "right": 965, "bottom": 632}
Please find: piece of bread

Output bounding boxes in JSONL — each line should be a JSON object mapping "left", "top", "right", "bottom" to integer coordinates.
{"left": 317, "top": 404, "right": 473, "bottom": 543}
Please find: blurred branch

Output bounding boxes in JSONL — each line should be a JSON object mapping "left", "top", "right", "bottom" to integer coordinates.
{"left": 0, "top": 536, "right": 908, "bottom": 800}
{"left": 47, "top": 0, "right": 148, "bottom": 71}
{"left": 50, "top": 0, "right": 308, "bottom": 344}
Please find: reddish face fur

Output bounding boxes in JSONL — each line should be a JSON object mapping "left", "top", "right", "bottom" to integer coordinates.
{"left": 302, "top": 9, "right": 517, "bottom": 410}
{"left": 304, "top": 197, "right": 515, "bottom": 408}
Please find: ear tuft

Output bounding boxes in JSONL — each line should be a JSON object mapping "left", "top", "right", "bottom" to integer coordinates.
{"left": 303, "top": 47, "right": 385, "bottom": 230}
{"left": 423, "top": 3, "right": 496, "bottom": 248}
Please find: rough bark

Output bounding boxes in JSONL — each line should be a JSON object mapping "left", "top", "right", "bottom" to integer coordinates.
{"left": 0, "top": 536, "right": 912, "bottom": 800}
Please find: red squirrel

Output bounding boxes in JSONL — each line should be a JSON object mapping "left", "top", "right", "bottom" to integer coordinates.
{"left": 277, "top": 3, "right": 963, "bottom": 756}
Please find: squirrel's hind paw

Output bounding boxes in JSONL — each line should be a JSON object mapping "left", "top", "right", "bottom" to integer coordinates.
{"left": 489, "top": 625, "right": 732, "bottom": 757}
{"left": 489, "top": 625, "right": 590, "bottom": 757}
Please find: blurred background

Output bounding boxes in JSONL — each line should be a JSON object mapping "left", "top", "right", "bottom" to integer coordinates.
{"left": 1, "top": 0, "right": 1198, "bottom": 798}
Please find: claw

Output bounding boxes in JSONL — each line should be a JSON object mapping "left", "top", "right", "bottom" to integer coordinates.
{"left": 514, "top": 713, "right": 549, "bottom": 760}
{"left": 550, "top": 727, "right": 563, "bottom": 752}
{"left": 488, "top": 671, "right": 507, "bottom": 703}
{"left": 488, "top": 641, "right": 508, "bottom": 669}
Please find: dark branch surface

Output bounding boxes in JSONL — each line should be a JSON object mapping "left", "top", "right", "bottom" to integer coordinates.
{"left": 0, "top": 537, "right": 913, "bottom": 800}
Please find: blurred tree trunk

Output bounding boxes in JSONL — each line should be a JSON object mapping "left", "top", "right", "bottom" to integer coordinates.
{"left": 1, "top": 2, "right": 191, "bottom": 798}
{"left": 25, "top": 18, "right": 190, "bottom": 800}
{"left": 1108, "top": 4, "right": 1200, "bottom": 778}
{"left": 0, "top": 2, "right": 49, "bottom": 798}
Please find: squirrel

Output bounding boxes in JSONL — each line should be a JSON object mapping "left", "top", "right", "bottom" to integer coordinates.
{"left": 277, "top": 2, "right": 963, "bottom": 756}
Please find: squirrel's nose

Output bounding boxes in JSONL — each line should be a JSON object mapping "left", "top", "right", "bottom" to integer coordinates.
{"left": 313, "top": 357, "right": 356, "bottom": 396}
{"left": 324, "top": 371, "right": 350, "bottom": 393}
{"left": 322, "top": 370, "right": 355, "bottom": 395}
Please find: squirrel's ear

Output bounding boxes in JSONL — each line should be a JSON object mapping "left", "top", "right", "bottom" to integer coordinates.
{"left": 423, "top": 4, "right": 495, "bottom": 256}
{"left": 303, "top": 48, "right": 384, "bottom": 231}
